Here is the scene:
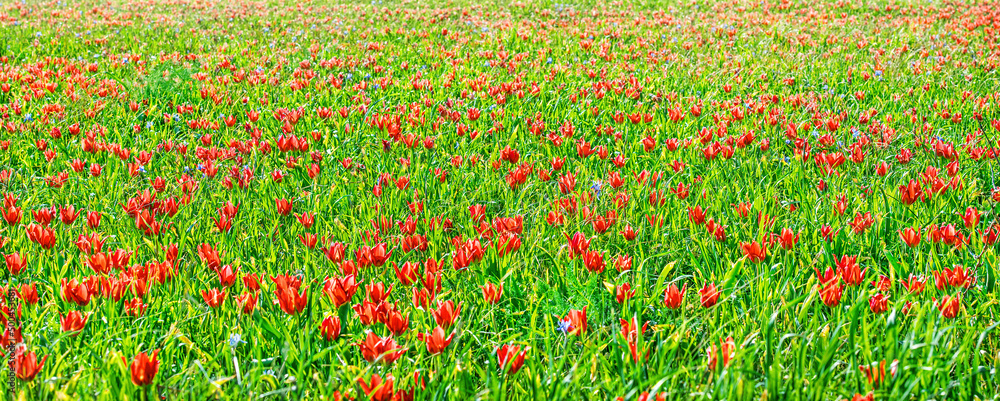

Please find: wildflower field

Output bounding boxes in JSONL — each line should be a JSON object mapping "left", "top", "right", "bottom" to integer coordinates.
{"left": 1, "top": 0, "right": 999, "bottom": 399}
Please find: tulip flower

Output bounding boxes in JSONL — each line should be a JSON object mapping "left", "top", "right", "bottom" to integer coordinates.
{"left": 235, "top": 292, "right": 257, "bottom": 315}
{"left": 366, "top": 281, "right": 393, "bottom": 304}
{"left": 217, "top": 265, "right": 238, "bottom": 287}
{"left": 60, "top": 311, "right": 88, "bottom": 335}
{"left": 898, "top": 227, "right": 921, "bottom": 247}
{"left": 197, "top": 243, "right": 222, "bottom": 272}
{"left": 932, "top": 265, "right": 975, "bottom": 290}
{"left": 201, "top": 288, "right": 226, "bottom": 308}
{"left": 431, "top": 300, "right": 462, "bottom": 328}
{"left": 5, "top": 252, "right": 26, "bottom": 275}
{"left": 559, "top": 306, "right": 588, "bottom": 336}
{"left": 777, "top": 228, "right": 799, "bottom": 250}
{"left": 870, "top": 275, "right": 892, "bottom": 292}
{"left": 739, "top": 241, "right": 767, "bottom": 263}
{"left": 706, "top": 337, "right": 736, "bottom": 371}
{"left": 14, "top": 348, "right": 46, "bottom": 381}
{"left": 663, "top": 283, "right": 686, "bottom": 309}
{"left": 481, "top": 281, "right": 503, "bottom": 305}
{"left": 899, "top": 275, "right": 925, "bottom": 295}
{"left": 356, "top": 331, "right": 406, "bottom": 364}
{"left": 699, "top": 283, "right": 720, "bottom": 308}
{"left": 935, "top": 295, "right": 961, "bottom": 319}
{"left": 272, "top": 274, "right": 308, "bottom": 315}
{"left": 818, "top": 280, "right": 843, "bottom": 307}
{"left": 320, "top": 316, "right": 341, "bottom": 341}
{"left": 323, "top": 275, "right": 357, "bottom": 307}
{"left": 18, "top": 283, "right": 38, "bottom": 305}
{"left": 383, "top": 308, "right": 410, "bottom": 335}
{"left": 126, "top": 350, "right": 159, "bottom": 386}
{"left": 61, "top": 278, "right": 91, "bottom": 306}
{"left": 615, "top": 283, "right": 635, "bottom": 304}
{"left": 858, "top": 360, "right": 897, "bottom": 389}
{"left": 581, "top": 250, "right": 605, "bottom": 273}
{"left": 619, "top": 225, "right": 637, "bottom": 241}
{"left": 835, "top": 255, "right": 866, "bottom": 286}
{"left": 961, "top": 206, "right": 980, "bottom": 228}
{"left": 358, "top": 374, "right": 394, "bottom": 401}
{"left": 497, "top": 344, "right": 527, "bottom": 374}
{"left": 418, "top": 326, "right": 455, "bottom": 355}
{"left": 868, "top": 293, "right": 889, "bottom": 314}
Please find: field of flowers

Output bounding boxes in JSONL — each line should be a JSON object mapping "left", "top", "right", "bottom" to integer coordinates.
{"left": 0, "top": 0, "right": 999, "bottom": 399}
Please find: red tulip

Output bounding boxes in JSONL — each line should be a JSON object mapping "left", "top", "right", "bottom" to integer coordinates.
{"left": 777, "top": 228, "right": 799, "bottom": 250}
{"left": 481, "top": 281, "right": 503, "bottom": 305}
{"left": 353, "top": 300, "right": 381, "bottom": 326}
{"left": 497, "top": 344, "right": 527, "bottom": 374}
{"left": 875, "top": 161, "right": 889, "bottom": 176}
{"left": 560, "top": 306, "right": 588, "bottom": 336}
{"left": 663, "top": 283, "right": 686, "bottom": 309}
{"left": 60, "top": 311, "right": 88, "bottom": 335}
{"left": 14, "top": 348, "right": 46, "bottom": 381}
{"left": 619, "top": 225, "right": 637, "bottom": 241}
{"left": 298, "top": 233, "right": 317, "bottom": 249}
{"left": 641, "top": 135, "right": 656, "bottom": 152}
{"left": 612, "top": 255, "right": 633, "bottom": 272}
{"left": 961, "top": 206, "right": 980, "bottom": 228}
{"left": 687, "top": 206, "right": 706, "bottom": 225}
{"left": 197, "top": 243, "right": 222, "bottom": 272}
{"left": 18, "top": 283, "right": 38, "bottom": 305}
{"left": 615, "top": 283, "right": 635, "bottom": 304}
{"left": 418, "top": 326, "right": 454, "bottom": 355}
{"left": 356, "top": 331, "right": 406, "bottom": 364}
{"left": 322, "top": 241, "right": 346, "bottom": 263}
{"left": 61, "top": 278, "right": 91, "bottom": 306}
{"left": 936, "top": 295, "right": 961, "bottom": 319}
{"left": 932, "top": 265, "right": 975, "bottom": 290}
{"left": 126, "top": 350, "right": 159, "bottom": 386}
{"left": 296, "top": 212, "right": 315, "bottom": 229}
{"left": 5, "top": 252, "right": 27, "bottom": 275}
{"left": 899, "top": 275, "right": 925, "bottom": 295}
{"left": 60, "top": 205, "right": 80, "bottom": 225}
{"left": 818, "top": 280, "right": 843, "bottom": 307}
{"left": 201, "top": 288, "right": 226, "bottom": 308}
{"left": 835, "top": 255, "right": 866, "bottom": 286}
{"left": 868, "top": 293, "right": 889, "bottom": 314}
{"left": 853, "top": 393, "right": 874, "bottom": 401}
{"left": 272, "top": 274, "right": 308, "bottom": 315}
{"left": 383, "top": 308, "right": 410, "bottom": 335}
{"left": 581, "top": 250, "right": 605, "bottom": 273}
{"left": 320, "top": 316, "right": 341, "bottom": 341}
{"left": 431, "top": 300, "right": 462, "bottom": 328}
{"left": 242, "top": 273, "right": 261, "bottom": 292}
{"left": 739, "top": 241, "right": 767, "bottom": 263}
{"left": 367, "top": 281, "right": 393, "bottom": 304}
{"left": 235, "top": 292, "right": 257, "bottom": 314}
{"left": 706, "top": 337, "right": 736, "bottom": 371}
{"left": 124, "top": 297, "right": 147, "bottom": 317}
{"left": 564, "top": 232, "right": 590, "bottom": 259}
{"left": 699, "top": 283, "right": 720, "bottom": 308}
{"left": 870, "top": 275, "right": 892, "bottom": 292}
{"left": 26, "top": 224, "right": 56, "bottom": 249}
{"left": 275, "top": 198, "right": 293, "bottom": 216}
{"left": 358, "top": 374, "right": 394, "bottom": 401}
{"left": 323, "top": 275, "right": 358, "bottom": 307}
{"left": 858, "top": 360, "right": 897, "bottom": 389}
{"left": 898, "top": 227, "right": 921, "bottom": 247}
{"left": 3, "top": 205, "right": 22, "bottom": 225}
{"left": 217, "top": 264, "right": 238, "bottom": 287}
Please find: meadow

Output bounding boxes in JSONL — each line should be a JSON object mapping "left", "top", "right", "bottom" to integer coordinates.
{"left": 0, "top": 0, "right": 999, "bottom": 399}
